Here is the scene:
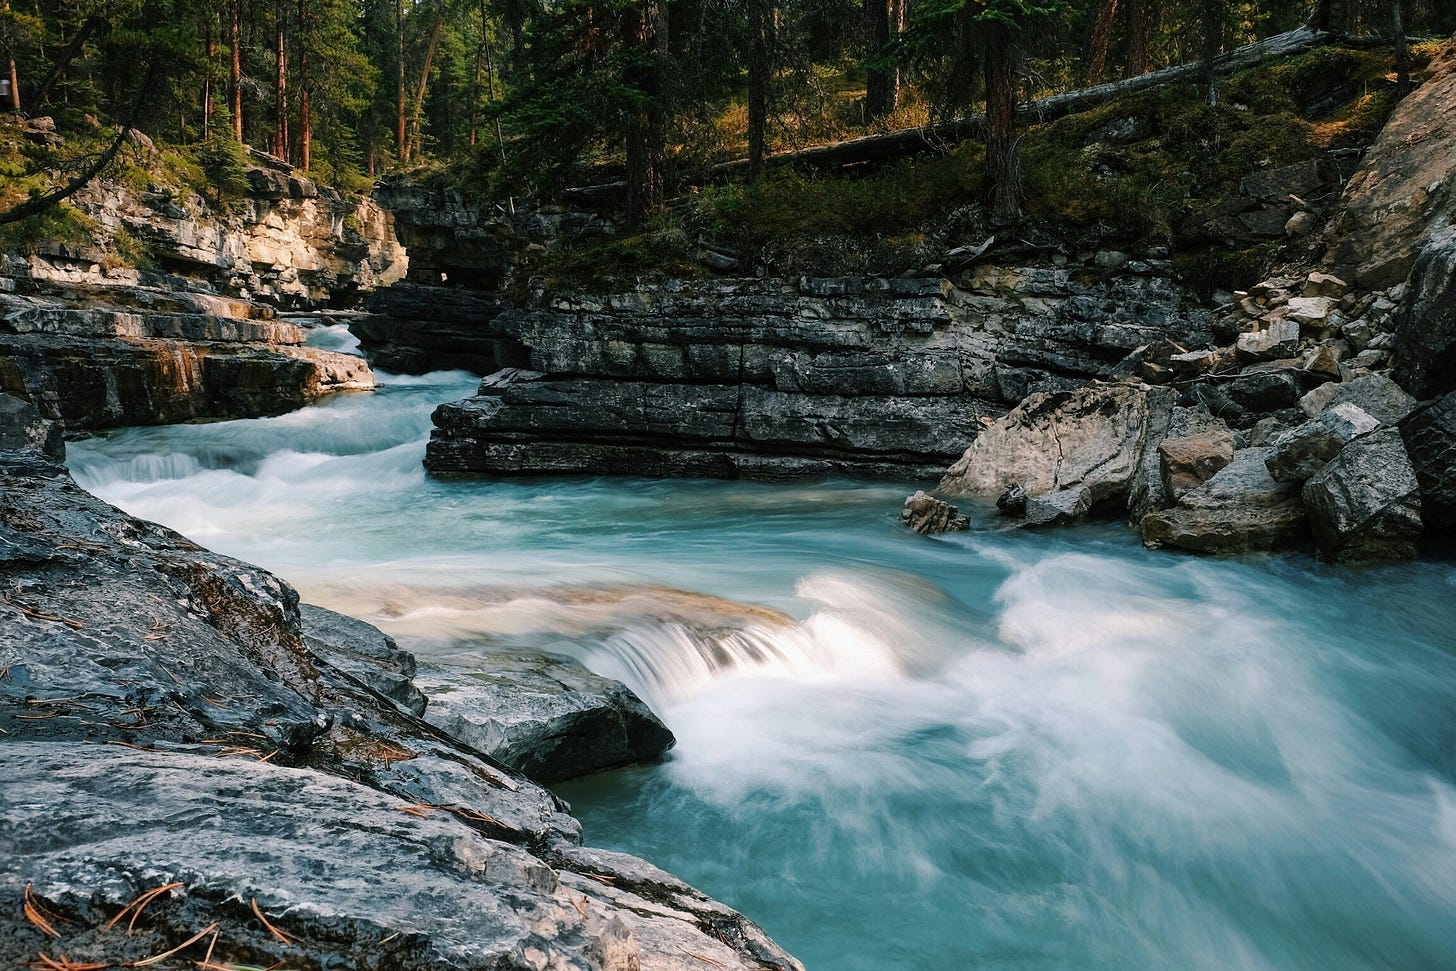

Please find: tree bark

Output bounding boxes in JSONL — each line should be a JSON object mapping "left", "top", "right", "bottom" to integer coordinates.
{"left": 297, "top": 0, "right": 310, "bottom": 168}
{"left": 273, "top": 0, "right": 288, "bottom": 160}
{"left": 1392, "top": 0, "right": 1409, "bottom": 97}
{"left": 863, "top": 0, "right": 901, "bottom": 120}
{"left": 623, "top": 0, "right": 666, "bottom": 228}
{"left": 3, "top": 0, "right": 22, "bottom": 113}
{"left": 1123, "top": 0, "right": 1148, "bottom": 78}
{"left": 981, "top": 22, "right": 1020, "bottom": 223}
{"left": 408, "top": 8, "right": 445, "bottom": 160}
{"left": 746, "top": 0, "right": 772, "bottom": 176}
{"left": 396, "top": 0, "right": 407, "bottom": 161}
{"left": 231, "top": 0, "right": 244, "bottom": 141}
{"left": 203, "top": 14, "right": 215, "bottom": 138}
{"left": 1201, "top": 0, "right": 1222, "bottom": 107}
{"left": 1084, "top": 0, "right": 1119, "bottom": 84}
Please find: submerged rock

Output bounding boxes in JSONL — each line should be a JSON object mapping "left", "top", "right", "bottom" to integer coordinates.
{"left": 416, "top": 657, "right": 675, "bottom": 783}
{"left": 1303, "top": 428, "right": 1423, "bottom": 562}
{"left": 901, "top": 490, "right": 971, "bottom": 534}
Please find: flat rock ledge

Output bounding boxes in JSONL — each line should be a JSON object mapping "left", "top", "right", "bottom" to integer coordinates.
{"left": 0, "top": 424, "right": 800, "bottom": 971}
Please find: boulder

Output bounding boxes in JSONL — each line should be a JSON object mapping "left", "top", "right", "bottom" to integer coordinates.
{"left": 1022, "top": 486, "right": 1093, "bottom": 528}
{"left": 415, "top": 657, "right": 675, "bottom": 783}
{"left": 1139, "top": 448, "right": 1307, "bottom": 554}
{"left": 1401, "top": 390, "right": 1456, "bottom": 532}
{"left": 1303, "top": 272, "right": 1348, "bottom": 299}
{"left": 1158, "top": 415, "right": 1235, "bottom": 500}
{"left": 1392, "top": 225, "right": 1456, "bottom": 399}
{"left": 901, "top": 490, "right": 971, "bottom": 534}
{"left": 300, "top": 604, "right": 427, "bottom": 716}
{"left": 1302, "top": 428, "right": 1422, "bottom": 562}
{"left": 1286, "top": 296, "right": 1339, "bottom": 329}
{"left": 1264, "top": 403, "right": 1380, "bottom": 482}
{"left": 1236, "top": 317, "right": 1300, "bottom": 361}
{"left": 1322, "top": 373, "right": 1419, "bottom": 427}
{"left": 939, "top": 383, "right": 1170, "bottom": 507}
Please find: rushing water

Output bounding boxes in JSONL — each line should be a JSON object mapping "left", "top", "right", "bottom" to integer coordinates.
{"left": 68, "top": 325, "right": 1456, "bottom": 971}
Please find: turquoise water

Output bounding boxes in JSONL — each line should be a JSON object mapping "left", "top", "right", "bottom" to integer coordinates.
{"left": 68, "top": 327, "right": 1456, "bottom": 971}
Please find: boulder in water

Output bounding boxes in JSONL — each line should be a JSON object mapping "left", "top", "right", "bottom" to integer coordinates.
{"left": 415, "top": 656, "right": 675, "bottom": 783}
{"left": 901, "top": 490, "right": 971, "bottom": 534}
{"left": 1139, "top": 447, "right": 1308, "bottom": 554}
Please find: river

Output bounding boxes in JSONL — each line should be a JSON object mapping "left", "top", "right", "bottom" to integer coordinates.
{"left": 66, "top": 325, "right": 1456, "bottom": 970}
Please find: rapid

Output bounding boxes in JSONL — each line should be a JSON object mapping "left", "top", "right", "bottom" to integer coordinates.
{"left": 66, "top": 325, "right": 1456, "bottom": 971}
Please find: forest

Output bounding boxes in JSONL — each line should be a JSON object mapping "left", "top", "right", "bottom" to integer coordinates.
{"left": 1, "top": 0, "right": 1452, "bottom": 231}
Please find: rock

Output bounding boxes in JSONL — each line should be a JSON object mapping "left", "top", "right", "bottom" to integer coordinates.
{"left": 1170, "top": 348, "right": 1215, "bottom": 376}
{"left": 1285, "top": 211, "right": 1316, "bottom": 237}
{"left": 1220, "top": 365, "right": 1308, "bottom": 414}
{"left": 1349, "top": 348, "right": 1388, "bottom": 370}
{"left": 1138, "top": 448, "right": 1307, "bottom": 554}
{"left": 1302, "top": 428, "right": 1422, "bottom": 562}
{"left": 1022, "top": 486, "right": 1093, "bottom": 528}
{"left": 1236, "top": 317, "right": 1301, "bottom": 361}
{"left": 901, "top": 490, "right": 971, "bottom": 534}
{"left": 1159, "top": 423, "right": 1235, "bottom": 499}
{"left": 1401, "top": 390, "right": 1456, "bottom": 532}
{"left": 1303, "top": 272, "right": 1348, "bottom": 299}
{"left": 1322, "top": 373, "right": 1419, "bottom": 427}
{"left": 1341, "top": 316, "right": 1375, "bottom": 351}
{"left": 1392, "top": 225, "right": 1456, "bottom": 399}
{"left": 1301, "top": 343, "right": 1343, "bottom": 381}
{"left": 996, "top": 483, "right": 1028, "bottom": 517}
{"left": 1300, "top": 381, "right": 1341, "bottom": 418}
{"left": 1264, "top": 403, "right": 1380, "bottom": 482}
{"left": 0, "top": 452, "right": 800, "bottom": 971}
{"left": 940, "top": 383, "right": 1171, "bottom": 508}
{"left": 415, "top": 658, "right": 675, "bottom": 783}
{"left": 1286, "top": 295, "right": 1340, "bottom": 329}
{"left": 0, "top": 391, "right": 64, "bottom": 460}
{"left": 300, "top": 604, "right": 427, "bottom": 716}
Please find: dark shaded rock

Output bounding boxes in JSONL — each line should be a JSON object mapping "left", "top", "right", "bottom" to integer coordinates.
{"left": 1264, "top": 403, "right": 1380, "bottom": 482}
{"left": 1303, "top": 427, "right": 1423, "bottom": 562}
{"left": 0, "top": 391, "right": 64, "bottom": 460}
{"left": 357, "top": 283, "right": 521, "bottom": 374}
{"left": 1392, "top": 226, "right": 1456, "bottom": 399}
{"left": 1220, "top": 365, "right": 1308, "bottom": 414}
{"left": 415, "top": 657, "right": 675, "bottom": 783}
{"left": 301, "top": 604, "right": 427, "bottom": 716}
{"left": 1401, "top": 390, "right": 1456, "bottom": 532}
{"left": 1022, "top": 486, "right": 1093, "bottom": 528}
{"left": 1139, "top": 447, "right": 1309, "bottom": 554}
{"left": 901, "top": 490, "right": 971, "bottom": 534}
{"left": 996, "top": 483, "right": 1028, "bottom": 517}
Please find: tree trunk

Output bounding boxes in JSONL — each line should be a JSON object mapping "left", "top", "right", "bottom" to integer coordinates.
{"left": 396, "top": 0, "right": 407, "bottom": 161}
{"left": 203, "top": 14, "right": 215, "bottom": 138}
{"left": 297, "top": 0, "right": 310, "bottom": 168}
{"left": 863, "top": 0, "right": 900, "bottom": 120}
{"left": 408, "top": 8, "right": 445, "bottom": 160}
{"left": 273, "top": 0, "right": 288, "bottom": 160}
{"left": 1123, "top": 0, "right": 1148, "bottom": 78}
{"left": 231, "top": 0, "right": 244, "bottom": 141}
{"left": 1084, "top": 0, "right": 1119, "bottom": 84}
{"left": 746, "top": 0, "right": 772, "bottom": 176}
{"left": 1201, "top": 0, "right": 1222, "bottom": 107}
{"left": 33, "top": 14, "right": 104, "bottom": 108}
{"left": 1392, "top": 0, "right": 1409, "bottom": 97}
{"left": 3, "top": 0, "right": 21, "bottom": 113}
{"left": 1310, "top": 0, "right": 1332, "bottom": 30}
{"left": 623, "top": 0, "right": 666, "bottom": 228}
{"left": 982, "top": 23, "right": 1020, "bottom": 223}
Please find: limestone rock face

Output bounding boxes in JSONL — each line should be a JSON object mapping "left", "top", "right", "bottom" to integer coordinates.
{"left": 415, "top": 657, "right": 675, "bottom": 783}
{"left": 940, "top": 383, "right": 1170, "bottom": 506}
{"left": 300, "top": 604, "right": 427, "bottom": 716}
{"left": 901, "top": 490, "right": 971, "bottom": 534}
{"left": 1401, "top": 389, "right": 1456, "bottom": 532}
{"left": 0, "top": 447, "right": 801, "bottom": 971}
{"left": 1302, "top": 428, "right": 1423, "bottom": 562}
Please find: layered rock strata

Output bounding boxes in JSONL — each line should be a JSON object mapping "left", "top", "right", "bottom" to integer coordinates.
{"left": 0, "top": 399, "right": 799, "bottom": 971}
{"left": 413, "top": 267, "right": 1211, "bottom": 479}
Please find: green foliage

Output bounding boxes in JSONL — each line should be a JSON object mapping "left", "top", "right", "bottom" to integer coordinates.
{"left": 0, "top": 201, "right": 96, "bottom": 256}
{"left": 192, "top": 135, "right": 251, "bottom": 211}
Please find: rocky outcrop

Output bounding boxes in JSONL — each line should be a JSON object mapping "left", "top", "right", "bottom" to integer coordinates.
{"left": 415, "top": 657, "right": 675, "bottom": 783}
{"left": 1140, "top": 447, "right": 1309, "bottom": 555}
{"left": 0, "top": 433, "right": 799, "bottom": 970}
{"left": 418, "top": 265, "right": 1209, "bottom": 479}
{"left": 1401, "top": 390, "right": 1456, "bottom": 532}
{"left": 0, "top": 269, "right": 374, "bottom": 431}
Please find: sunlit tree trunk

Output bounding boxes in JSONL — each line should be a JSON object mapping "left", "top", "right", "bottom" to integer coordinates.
{"left": 231, "top": 0, "right": 244, "bottom": 141}
{"left": 274, "top": 0, "right": 289, "bottom": 159}
{"left": 3, "top": 0, "right": 22, "bottom": 113}
{"left": 1084, "top": 0, "right": 1118, "bottom": 83}
{"left": 297, "top": 0, "right": 310, "bottom": 168}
